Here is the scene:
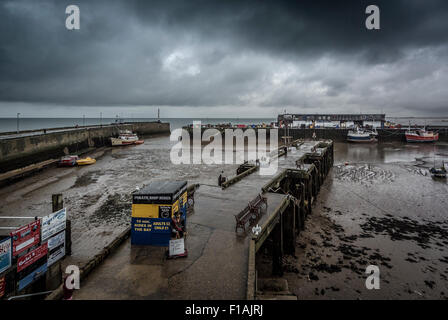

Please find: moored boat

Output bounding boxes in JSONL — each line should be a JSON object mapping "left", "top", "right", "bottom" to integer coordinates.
{"left": 76, "top": 157, "right": 96, "bottom": 166}
{"left": 58, "top": 155, "right": 79, "bottom": 167}
{"left": 111, "top": 130, "right": 142, "bottom": 146}
{"left": 429, "top": 166, "right": 447, "bottom": 178}
{"left": 347, "top": 127, "right": 377, "bottom": 143}
{"left": 405, "top": 128, "right": 439, "bottom": 143}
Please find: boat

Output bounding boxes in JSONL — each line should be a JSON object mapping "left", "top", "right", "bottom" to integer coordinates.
{"left": 347, "top": 127, "right": 377, "bottom": 143}
{"left": 58, "top": 155, "right": 79, "bottom": 167}
{"left": 429, "top": 166, "right": 447, "bottom": 178}
{"left": 405, "top": 126, "right": 438, "bottom": 143}
{"left": 76, "top": 157, "right": 96, "bottom": 166}
{"left": 111, "top": 130, "right": 142, "bottom": 146}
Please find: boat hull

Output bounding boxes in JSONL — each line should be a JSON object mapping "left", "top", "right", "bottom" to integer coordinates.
{"left": 347, "top": 135, "right": 376, "bottom": 143}
{"left": 405, "top": 133, "right": 439, "bottom": 142}
{"left": 111, "top": 137, "right": 138, "bottom": 146}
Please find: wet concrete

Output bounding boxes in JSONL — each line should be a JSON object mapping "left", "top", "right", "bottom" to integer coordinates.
{"left": 273, "top": 141, "right": 448, "bottom": 299}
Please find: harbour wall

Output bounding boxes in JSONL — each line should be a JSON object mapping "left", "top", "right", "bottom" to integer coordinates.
{"left": 185, "top": 126, "right": 448, "bottom": 143}
{"left": 282, "top": 127, "right": 448, "bottom": 142}
{"left": 0, "top": 122, "right": 170, "bottom": 173}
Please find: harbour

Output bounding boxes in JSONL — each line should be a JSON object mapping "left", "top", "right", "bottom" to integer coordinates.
{"left": 1, "top": 120, "right": 447, "bottom": 300}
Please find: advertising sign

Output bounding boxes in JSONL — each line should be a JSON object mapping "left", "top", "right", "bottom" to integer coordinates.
{"left": 10, "top": 220, "right": 40, "bottom": 257}
{"left": 47, "top": 231, "right": 65, "bottom": 250}
{"left": 0, "top": 275, "right": 5, "bottom": 298}
{"left": 0, "top": 237, "right": 12, "bottom": 274}
{"left": 17, "top": 243, "right": 48, "bottom": 272}
{"left": 41, "top": 208, "right": 66, "bottom": 241}
{"left": 169, "top": 238, "right": 185, "bottom": 256}
{"left": 18, "top": 262, "right": 47, "bottom": 291}
{"left": 48, "top": 245, "right": 65, "bottom": 267}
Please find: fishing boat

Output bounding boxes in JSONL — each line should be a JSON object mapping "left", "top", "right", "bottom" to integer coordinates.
{"left": 110, "top": 130, "right": 143, "bottom": 146}
{"left": 347, "top": 127, "right": 377, "bottom": 143}
{"left": 405, "top": 127, "right": 438, "bottom": 143}
{"left": 76, "top": 157, "right": 96, "bottom": 166}
{"left": 58, "top": 155, "right": 79, "bottom": 167}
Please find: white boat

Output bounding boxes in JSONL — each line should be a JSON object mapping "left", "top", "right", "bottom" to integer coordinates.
{"left": 111, "top": 130, "right": 142, "bottom": 146}
{"left": 347, "top": 127, "right": 377, "bottom": 143}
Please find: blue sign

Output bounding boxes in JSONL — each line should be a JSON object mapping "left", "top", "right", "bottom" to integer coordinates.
{"left": 0, "top": 237, "right": 12, "bottom": 274}
{"left": 131, "top": 217, "right": 171, "bottom": 246}
{"left": 18, "top": 262, "right": 47, "bottom": 291}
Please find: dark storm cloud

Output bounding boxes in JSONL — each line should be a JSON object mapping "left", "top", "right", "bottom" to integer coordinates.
{"left": 0, "top": 0, "right": 447, "bottom": 115}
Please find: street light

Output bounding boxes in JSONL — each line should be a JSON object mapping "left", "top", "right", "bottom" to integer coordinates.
{"left": 16, "top": 113, "right": 20, "bottom": 134}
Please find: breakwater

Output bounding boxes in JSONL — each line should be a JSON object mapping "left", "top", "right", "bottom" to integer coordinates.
{"left": 184, "top": 126, "right": 448, "bottom": 143}
{"left": 0, "top": 122, "right": 170, "bottom": 173}
{"left": 284, "top": 127, "right": 448, "bottom": 142}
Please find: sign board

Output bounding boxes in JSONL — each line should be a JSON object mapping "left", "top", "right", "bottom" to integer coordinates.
{"left": 17, "top": 243, "right": 48, "bottom": 272}
{"left": 10, "top": 220, "right": 40, "bottom": 257}
{"left": 18, "top": 262, "right": 47, "bottom": 291}
{"left": 41, "top": 208, "right": 66, "bottom": 241}
{"left": 0, "top": 237, "right": 12, "bottom": 274}
{"left": 47, "top": 231, "right": 65, "bottom": 250}
{"left": 0, "top": 275, "right": 5, "bottom": 298}
{"left": 131, "top": 217, "right": 172, "bottom": 246}
{"left": 169, "top": 238, "right": 185, "bottom": 256}
{"left": 158, "top": 206, "right": 171, "bottom": 218}
{"left": 48, "top": 245, "right": 65, "bottom": 267}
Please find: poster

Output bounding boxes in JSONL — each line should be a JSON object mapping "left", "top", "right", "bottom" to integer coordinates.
{"left": 0, "top": 238, "right": 11, "bottom": 274}
{"left": 169, "top": 238, "right": 185, "bottom": 256}
{"left": 48, "top": 245, "right": 65, "bottom": 267}
{"left": 18, "top": 262, "right": 47, "bottom": 291}
{"left": 17, "top": 243, "right": 48, "bottom": 272}
{"left": 0, "top": 275, "right": 5, "bottom": 298}
{"left": 47, "top": 231, "right": 65, "bottom": 250}
{"left": 10, "top": 220, "right": 40, "bottom": 257}
{"left": 41, "top": 208, "right": 66, "bottom": 241}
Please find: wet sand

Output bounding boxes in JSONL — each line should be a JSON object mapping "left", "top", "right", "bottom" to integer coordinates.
{"left": 275, "top": 142, "right": 448, "bottom": 299}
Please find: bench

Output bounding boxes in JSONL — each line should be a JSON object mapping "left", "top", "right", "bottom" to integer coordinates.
{"left": 234, "top": 194, "right": 268, "bottom": 232}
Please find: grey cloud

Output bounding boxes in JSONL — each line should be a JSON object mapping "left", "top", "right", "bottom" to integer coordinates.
{"left": 0, "top": 0, "right": 447, "bottom": 116}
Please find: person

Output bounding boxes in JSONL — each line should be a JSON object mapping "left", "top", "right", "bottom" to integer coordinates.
{"left": 171, "top": 212, "right": 186, "bottom": 239}
{"left": 218, "top": 170, "right": 225, "bottom": 186}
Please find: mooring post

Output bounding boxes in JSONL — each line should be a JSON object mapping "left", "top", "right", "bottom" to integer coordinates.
{"left": 272, "top": 216, "right": 284, "bottom": 276}
{"left": 282, "top": 201, "right": 296, "bottom": 255}
{"left": 52, "top": 194, "right": 63, "bottom": 212}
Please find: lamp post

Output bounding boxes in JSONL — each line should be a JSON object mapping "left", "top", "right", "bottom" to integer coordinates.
{"left": 16, "top": 113, "right": 20, "bottom": 134}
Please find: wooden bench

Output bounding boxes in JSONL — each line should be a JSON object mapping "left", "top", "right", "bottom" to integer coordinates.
{"left": 234, "top": 194, "right": 268, "bottom": 232}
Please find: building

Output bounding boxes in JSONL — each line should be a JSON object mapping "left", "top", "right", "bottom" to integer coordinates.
{"left": 277, "top": 113, "right": 386, "bottom": 129}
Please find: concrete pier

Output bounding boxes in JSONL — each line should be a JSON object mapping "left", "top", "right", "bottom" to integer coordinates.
{"left": 69, "top": 139, "right": 333, "bottom": 300}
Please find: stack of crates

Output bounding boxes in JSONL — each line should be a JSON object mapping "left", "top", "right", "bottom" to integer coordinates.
{"left": 131, "top": 181, "right": 187, "bottom": 246}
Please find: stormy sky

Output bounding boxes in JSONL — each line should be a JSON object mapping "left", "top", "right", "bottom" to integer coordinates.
{"left": 1, "top": 0, "right": 448, "bottom": 118}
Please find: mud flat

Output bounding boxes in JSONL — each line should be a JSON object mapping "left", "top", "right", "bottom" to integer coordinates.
{"left": 0, "top": 121, "right": 169, "bottom": 173}
{"left": 267, "top": 142, "right": 448, "bottom": 299}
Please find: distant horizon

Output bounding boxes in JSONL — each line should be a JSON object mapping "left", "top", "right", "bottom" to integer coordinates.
{"left": 1, "top": 115, "right": 448, "bottom": 119}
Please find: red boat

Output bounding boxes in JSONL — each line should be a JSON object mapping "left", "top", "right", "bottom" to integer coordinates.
{"left": 405, "top": 128, "right": 439, "bottom": 142}
{"left": 58, "top": 155, "right": 79, "bottom": 167}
